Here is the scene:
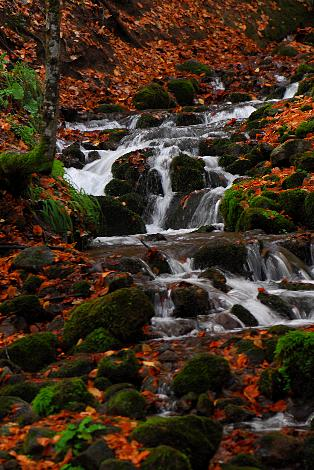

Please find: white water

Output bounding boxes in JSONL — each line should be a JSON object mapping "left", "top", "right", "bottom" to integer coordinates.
{"left": 283, "top": 82, "right": 299, "bottom": 99}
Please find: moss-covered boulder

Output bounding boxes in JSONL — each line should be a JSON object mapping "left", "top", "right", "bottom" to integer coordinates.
{"left": 111, "top": 149, "right": 152, "bottom": 184}
{"left": 105, "top": 179, "right": 134, "bottom": 197}
{"left": 275, "top": 44, "right": 298, "bottom": 57}
{"left": 176, "top": 59, "right": 212, "bottom": 76}
{"left": 295, "top": 150, "right": 314, "bottom": 171}
{"left": 144, "top": 248, "right": 171, "bottom": 275}
{"left": 97, "top": 349, "right": 140, "bottom": 384}
{"left": 12, "top": 246, "right": 54, "bottom": 272}
{"left": 63, "top": 287, "right": 154, "bottom": 348}
{"left": 97, "top": 196, "right": 146, "bottom": 236}
{"left": 237, "top": 208, "right": 295, "bottom": 234}
{"left": 22, "top": 275, "right": 43, "bottom": 294}
{"left": 257, "top": 292, "right": 295, "bottom": 319}
{"left": 49, "top": 357, "right": 94, "bottom": 378}
{"left": 259, "top": 367, "right": 286, "bottom": 401}
{"left": 0, "top": 295, "right": 44, "bottom": 324}
{"left": 100, "top": 460, "right": 135, "bottom": 470}
{"left": 136, "top": 113, "right": 163, "bottom": 129}
{"left": 278, "top": 189, "right": 307, "bottom": 224}
{"left": 141, "top": 445, "right": 192, "bottom": 470}
{"left": 119, "top": 193, "right": 145, "bottom": 215}
{"left": 220, "top": 187, "right": 246, "bottom": 231}
{"left": 95, "top": 103, "right": 126, "bottom": 113}
{"left": 133, "top": 83, "right": 174, "bottom": 110}
{"left": 132, "top": 415, "right": 222, "bottom": 470}
{"left": 255, "top": 432, "right": 302, "bottom": 468}
{"left": 231, "top": 304, "right": 258, "bottom": 327}
{"left": 173, "top": 353, "right": 231, "bottom": 396}
{"left": 0, "top": 381, "right": 42, "bottom": 403}
{"left": 3, "top": 332, "right": 57, "bottom": 372}
{"left": 106, "top": 389, "right": 146, "bottom": 419}
{"left": 171, "top": 282, "right": 210, "bottom": 318}
{"left": 62, "top": 142, "right": 86, "bottom": 169}
{"left": 193, "top": 239, "right": 247, "bottom": 275}
{"left": 32, "top": 378, "right": 94, "bottom": 416}
{"left": 282, "top": 170, "right": 308, "bottom": 189}
{"left": 170, "top": 154, "right": 205, "bottom": 194}
{"left": 228, "top": 92, "right": 252, "bottom": 103}
{"left": 168, "top": 79, "right": 196, "bottom": 106}
{"left": 224, "top": 404, "right": 255, "bottom": 423}
{"left": 75, "top": 328, "right": 121, "bottom": 353}
{"left": 274, "top": 330, "right": 314, "bottom": 399}
{"left": 304, "top": 192, "right": 314, "bottom": 228}
{"left": 270, "top": 139, "right": 311, "bottom": 167}
{"left": 23, "top": 427, "right": 55, "bottom": 455}
{"left": 0, "top": 396, "right": 36, "bottom": 424}
{"left": 297, "top": 78, "right": 314, "bottom": 96}
{"left": 176, "top": 112, "right": 203, "bottom": 127}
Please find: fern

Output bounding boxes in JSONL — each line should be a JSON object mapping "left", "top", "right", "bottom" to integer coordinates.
{"left": 32, "top": 385, "right": 56, "bottom": 416}
{"left": 40, "top": 199, "right": 73, "bottom": 236}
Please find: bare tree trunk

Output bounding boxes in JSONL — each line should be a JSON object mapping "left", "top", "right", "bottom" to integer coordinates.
{"left": 41, "top": 0, "right": 61, "bottom": 166}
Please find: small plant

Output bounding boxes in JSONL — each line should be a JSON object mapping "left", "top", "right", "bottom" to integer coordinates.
{"left": 40, "top": 199, "right": 73, "bottom": 237}
{"left": 32, "top": 385, "right": 56, "bottom": 416}
{"left": 55, "top": 417, "right": 107, "bottom": 457}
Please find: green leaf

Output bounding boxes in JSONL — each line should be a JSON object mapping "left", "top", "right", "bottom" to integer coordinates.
{"left": 10, "top": 82, "right": 24, "bottom": 100}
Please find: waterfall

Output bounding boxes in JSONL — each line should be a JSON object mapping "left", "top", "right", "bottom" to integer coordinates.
{"left": 283, "top": 82, "right": 299, "bottom": 99}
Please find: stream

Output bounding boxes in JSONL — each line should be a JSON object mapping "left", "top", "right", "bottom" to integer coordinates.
{"left": 63, "top": 86, "right": 314, "bottom": 430}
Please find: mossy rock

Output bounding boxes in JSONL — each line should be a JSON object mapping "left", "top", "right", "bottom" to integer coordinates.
{"left": 274, "top": 330, "right": 314, "bottom": 398}
{"left": 257, "top": 292, "right": 295, "bottom": 319}
{"left": 4, "top": 332, "right": 57, "bottom": 372}
{"left": 304, "top": 192, "right": 314, "bottom": 228}
{"left": 236, "top": 339, "right": 265, "bottom": 365}
{"left": 168, "top": 79, "right": 195, "bottom": 106}
{"left": 97, "top": 349, "right": 140, "bottom": 384}
{"left": 62, "top": 142, "right": 86, "bottom": 169}
{"left": 171, "top": 282, "right": 210, "bottom": 318}
{"left": 96, "top": 196, "right": 146, "bottom": 236}
{"left": 231, "top": 304, "right": 258, "bottom": 327}
{"left": 237, "top": 208, "right": 295, "bottom": 234}
{"left": 224, "top": 404, "right": 255, "bottom": 423}
{"left": 199, "top": 267, "right": 229, "bottom": 293}
{"left": 136, "top": 113, "right": 162, "bottom": 129}
{"left": 71, "top": 280, "right": 91, "bottom": 297}
{"left": 32, "top": 378, "right": 94, "bottom": 416}
{"left": 141, "top": 445, "right": 192, "bottom": 470}
{"left": 170, "top": 153, "right": 205, "bottom": 194}
{"left": 95, "top": 103, "right": 126, "bottom": 113}
{"left": 278, "top": 189, "right": 307, "bottom": 224}
{"left": 295, "top": 119, "right": 314, "bottom": 138}
{"left": 22, "top": 275, "right": 43, "bottom": 294}
{"left": 220, "top": 187, "right": 246, "bottom": 231}
{"left": 249, "top": 195, "right": 279, "bottom": 211}
{"left": 193, "top": 239, "right": 247, "bottom": 275}
{"left": 196, "top": 393, "right": 214, "bottom": 417}
{"left": 295, "top": 151, "right": 314, "bottom": 172}
{"left": 132, "top": 415, "right": 222, "bottom": 470}
{"left": 133, "top": 83, "right": 175, "bottom": 110}
{"left": 0, "top": 396, "right": 35, "bottom": 424}
{"left": 255, "top": 432, "right": 302, "bottom": 467}
{"left": 176, "top": 60, "right": 212, "bottom": 76}
{"left": 111, "top": 149, "right": 151, "bottom": 183}
{"left": 49, "top": 357, "right": 94, "bottom": 378}
{"left": 225, "top": 158, "right": 253, "bottom": 176}
{"left": 75, "top": 328, "right": 121, "bottom": 354}
{"left": 228, "top": 92, "right": 252, "bottom": 103}
{"left": 282, "top": 170, "right": 308, "bottom": 189}
{"left": 23, "top": 427, "right": 55, "bottom": 455}
{"left": 303, "top": 434, "right": 314, "bottom": 470}
{"left": 259, "top": 368, "right": 286, "bottom": 401}
{"left": 12, "top": 246, "right": 54, "bottom": 272}
{"left": 228, "top": 453, "right": 261, "bottom": 468}
{"left": 0, "top": 381, "right": 42, "bottom": 403}
{"left": 297, "top": 77, "right": 314, "bottom": 96}
{"left": 275, "top": 44, "right": 298, "bottom": 57}
{"left": 106, "top": 389, "right": 146, "bottom": 419}
{"left": 268, "top": 325, "right": 294, "bottom": 336}
{"left": 103, "top": 383, "right": 135, "bottom": 401}
{"left": 173, "top": 353, "right": 231, "bottom": 396}
{"left": 270, "top": 139, "right": 311, "bottom": 167}
{"left": 0, "top": 295, "right": 44, "bottom": 324}
{"left": 176, "top": 112, "right": 203, "bottom": 127}
{"left": 247, "top": 104, "right": 273, "bottom": 123}
{"left": 199, "top": 137, "right": 231, "bottom": 157}
{"left": 105, "top": 179, "right": 134, "bottom": 197}
{"left": 118, "top": 193, "right": 145, "bottom": 215}
{"left": 100, "top": 460, "right": 136, "bottom": 470}
{"left": 63, "top": 287, "right": 154, "bottom": 348}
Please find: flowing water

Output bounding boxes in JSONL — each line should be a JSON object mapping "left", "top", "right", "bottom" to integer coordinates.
{"left": 64, "top": 87, "right": 314, "bottom": 341}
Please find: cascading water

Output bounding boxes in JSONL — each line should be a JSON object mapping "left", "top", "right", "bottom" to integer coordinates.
{"left": 65, "top": 90, "right": 314, "bottom": 338}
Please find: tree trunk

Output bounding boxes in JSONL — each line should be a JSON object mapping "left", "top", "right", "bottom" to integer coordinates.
{"left": 41, "top": 0, "right": 61, "bottom": 166}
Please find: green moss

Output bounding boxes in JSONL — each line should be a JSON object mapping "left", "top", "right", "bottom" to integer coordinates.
{"left": 225, "top": 158, "right": 253, "bottom": 176}
{"left": 249, "top": 195, "right": 279, "bottom": 210}
{"left": 275, "top": 44, "right": 298, "bottom": 57}
{"left": 236, "top": 208, "right": 295, "bottom": 234}
{"left": 106, "top": 389, "right": 146, "bottom": 419}
{"left": 193, "top": 240, "right": 247, "bottom": 275}
{"left": 97, "top": 349, "right": 140, "bottom": 384}
{"left": 49, "top": 358, "right": 94, "bottom": 378}
{"left": 63, "top": 287, "right": 154, "bottom": 348}
{"left": 97, "top": 196, "right": 146, "bottom": 236}
{"left": 295, "top": 119, "right": 314, "bottom": 138}
{"left": 105, "top": 179, "right": 133, "bottom": 197}
{"left": 51, "top": 159, "right": 64, "bottom": 178}
{"left": 275, "top": 330, "right": 314, "bottom": 398}
{"left": 5, "top": 332, "right": 57, "bottom": 372}
{"left": 228, "top": 92, "right": 252, "bottom": 103}
{"left": 176, "top": 60, "right": 212, "bottom": 76}
{"left": 228, "top": 454, "right": 261, "bottom": 467}
{"left": 278, "top": 189, "right": 307, "bottom": 224}
{"left": 141, "top": 445, "right": 192, "bottom": 470}
{"left": 168, "top": 79, "right": 195, "bottom": 106}
{"left": 0, "top": 294, "right": 43, "bottom": 323}
{"left": 231, "top": 304, "right": 258, "bottom": 327}
{"left": 295, "top": 151, "right": 314, "bottom": 172}
{"left": 293, "top": 63, "right": 314, "bottom": 80}
{"left": 259, "top": 367, "right": 286, "bottom": 401}
{"left": 71, "top": 280, "right": 91, "bottom": 297}
{"left": 32, "top": 378, "right": 94, "bottom": 416}
{"left": 220, "top": 188, "right": 246, "bottom": 230}
{"left": 247, "top": 104, "right": 273, "bottom": 123}
{"left": 199, "top": 137, "right": 231, "bottom": 156}
{"left": 236, "top": 340, "right": 265, "bottom": 364}
{"left": 268, "top": 325, "right": 294, "bottom": 336}
{"left": 173, "top": 353, "right": 231, "bottom": 396}
{"left": 0, "top": 381, "right": 42, "bottom": 402}
{"left": 297, "top": 77, "right": 314, "bottom": 96}
{"left": 100, "top": 460, "right": 136, "bottom": 470}
{"left": 131, "top": 415, "right": 222, "bottom": 470}
{"left": 133, "top": 83, "right": 174, "bottom": 110}
{"left": 282, "top": 170, "right": 308, "bottom": 189}
{"left": 170, "top": 153, "right": 205, "bottom": 193}
{"left": 22, "top": 275, "right": 43, "bottom": 294}
{"left": 136, "top": 114, "right": 161, "bottom": 129}
{"left": 304, "top": 191, "right": 314, "bottom": 228}
{"left": 95, "top": 103, "right": 125, "bottom": 113}
{"left": 118, "top": 193, "right": 145, "bottom": 215}
{"left": 75, "top": 328, "right": 121, "bottom": 353}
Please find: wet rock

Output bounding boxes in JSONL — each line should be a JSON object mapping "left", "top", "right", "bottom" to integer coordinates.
{"left": 195, "top": 225, "right": 216, "bottom": 233}
{"left": 101, "top": 256, "right": 153, "bottom": 277}
{"left": 22, "top": 427, "right": 55, "bottom": 455}
{"left": 104, "top": 271, "right": 133, "bottom": 292}
{"left": 214, "top": 312, "right": 243, "bottom": 330}
{"left": 131, "top": 415, "right": 222, "bottom": 470}
{"left": 62, "top": 142, "right": 86, "bottom": 169}
{"left": 136, "top": 113, "right": 163, "bottom": 129}
{"left": 193, "top": 239, "right": 247, "bottom": 275}
{"left": 152, "top": 318, "right": 197, "bottom": 337}
{"left": 145, "top": 168, "right": 163, "bottom": 196}
{"left": 176, "top": 112, "right": 203, "bottom": 127}
{"left": 270, "top": 139, "right": 311, "bottom": 167}
{"left": 12, "top": 246, "right": 54, "bottom": 272}
{"left": 144, "top": 233, "right": 167, "bottom": 242}
{"left": 231, "top": 304, "right": 258, "bottom": 327}
{"left": 223, "top": 404, "right": 255, "bottom": 423}
{"left": 170, "top": 153, "right": 206, "bottom": 194}
{"left": 164, "top": 191, "right": 206, "bottom": 230}
{"left": 158, "top": 349, "right": 178, "bottom": 362}
{"left": 199, "top": 267, "right": 230, "bottom": 292}
{"left": 173, "top": 353, "right": 231, "bottom": 396}
{"left": 227, "top": 92, "right": 253, "bottom": 103}
{"left": 255, "top": 432, "right": 302, "bottom": 468}
{"left": 144, "top": 248, "right": 171, "bottom": 275}
{"left": 63, "top": 287, "right": 154, "bottom": 348}
{"left": 105, "top": 389, "right": 146, "bottom": 419}
{"left": 141, "top": 445, "right": 192, "bottom": 470}
{"left": 86, "top": 150, "right": 101, "bottom": 163}
{"left": 171, "top": 282, "right": 211, "bottom": 318}
{"left": 105, "top": 179, "right": 133, "bottom": 197}
{"left": 73, "top": 440, "right": 114, "bottom": 470}
{"left": 257, "top": 292, "right": 295, "bottom": 319}
{"left": 96, "top": 196, "right": 146, "bottom": 236}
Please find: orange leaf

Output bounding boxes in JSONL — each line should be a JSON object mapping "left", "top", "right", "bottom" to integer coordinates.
{"left": 33, "top": 225, "right": 43, "bottom": 236}
{"left": 243, "top": 384, "right": 259, "bottom": 403}
{"left": 7, "top": 285, "right": 17, "bottom": 299}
